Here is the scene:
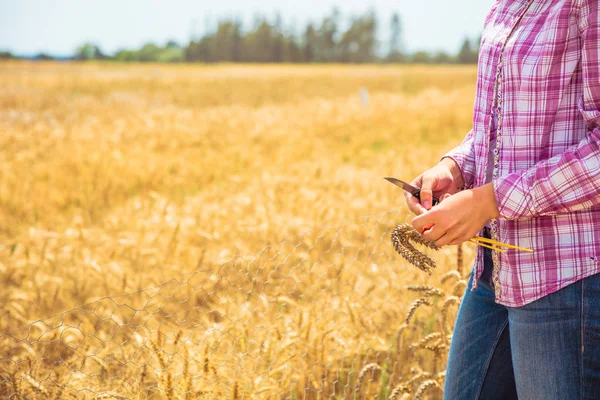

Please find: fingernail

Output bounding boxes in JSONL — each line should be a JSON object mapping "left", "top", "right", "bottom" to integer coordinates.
{"left": 423, "top": 201, "right": 431, "bottom": 209}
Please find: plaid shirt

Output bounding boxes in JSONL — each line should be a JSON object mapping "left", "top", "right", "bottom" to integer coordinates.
{"left": 444, "top": 0, "right": 600, "bottom": 306}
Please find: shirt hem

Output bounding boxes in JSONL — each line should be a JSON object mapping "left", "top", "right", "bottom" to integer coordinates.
{"left": 493, "top": 266, "right": 600, "bottom": 307}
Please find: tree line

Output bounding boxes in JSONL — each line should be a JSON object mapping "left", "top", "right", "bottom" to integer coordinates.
{"left": 2, "top": 10, "right": 481, "bottom": 64}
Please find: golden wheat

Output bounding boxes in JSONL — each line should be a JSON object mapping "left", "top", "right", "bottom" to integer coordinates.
{"left": 355, "top": 363, "right": 382, "bottom": 395}
{"left": 406, "top": 285, "right": 445, "bottom": 298}
{"left": 0, "top": 61, "right": 478, "bottom": 399}
{"left": 404, "top": 298, "right": 433, "bottom": 325}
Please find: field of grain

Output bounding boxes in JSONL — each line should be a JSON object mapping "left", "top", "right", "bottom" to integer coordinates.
{"left": 0, "top": 62, "right": 478, "bottom": 399}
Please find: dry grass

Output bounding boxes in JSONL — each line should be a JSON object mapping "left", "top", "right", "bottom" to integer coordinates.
{"left": 0, "top": 61, "right": 476, "bottom": 399}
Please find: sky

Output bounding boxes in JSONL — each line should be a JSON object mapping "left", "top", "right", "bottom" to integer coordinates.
{"left": 0, "top": 0, "right": 494, "bottom": 57}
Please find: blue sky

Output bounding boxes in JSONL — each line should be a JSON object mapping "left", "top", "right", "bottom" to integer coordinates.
{"left": 0, "top": 0, "right": 493, "bottom": 56}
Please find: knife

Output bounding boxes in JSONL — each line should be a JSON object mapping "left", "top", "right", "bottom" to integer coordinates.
{"left": 384, "top": 177, "right": 440, "bottom": 206}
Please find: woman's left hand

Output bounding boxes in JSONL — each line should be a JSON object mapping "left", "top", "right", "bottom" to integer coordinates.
{"left": 411, "top": 183, "right": 501, "bottom": 247}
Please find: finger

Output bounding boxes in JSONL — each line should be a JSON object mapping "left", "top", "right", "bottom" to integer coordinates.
{"left": 409, "top": 174, "right": 424, "bottom": 188}
{"left": 422, "top": 224, "right": 447, "bottom": 243}
{"left": 436, "top": 232, "right": 458, "bottom": 247}
{"left": 448, "top": 236, "right": 467, "bottom": 246}
{"left": 439, "top": 193, "right": 452, "bottom": 204}
{"left": 407, "top": 174, "right": 427, "bottom": 215}
{"left": 405, "top": 192, "right": 427, "bottom": 215}
{"left": 419, "top": 175, "right": 438, "bottom": 211}
{"left": 411, "top": 211, "right": 436, "bottom": 233}
{"left": 448, "top": 230, "right": 475, "bottom": 246}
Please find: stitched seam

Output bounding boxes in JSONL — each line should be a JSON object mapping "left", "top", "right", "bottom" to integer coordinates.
{"left": 580, "top": 279, "right": 585, "bottom": 399}
{"left": 474, "top": 319, "right": 509, "bottom": 400}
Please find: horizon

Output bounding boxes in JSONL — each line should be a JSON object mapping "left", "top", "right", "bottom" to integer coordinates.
{"left": 0, "top": 0, "right": 493, "bottom": 57}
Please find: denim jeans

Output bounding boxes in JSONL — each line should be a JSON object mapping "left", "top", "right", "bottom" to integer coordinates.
{"left": 443, "top": 245, "right": 600, "bottom": 400}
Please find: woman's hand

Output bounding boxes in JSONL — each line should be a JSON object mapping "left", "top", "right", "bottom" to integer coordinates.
{"left": 405, "top": 157, "right": 465, "bottom": 215}
{"left": 411, "top": 183, "right": 500, "bottom": 247}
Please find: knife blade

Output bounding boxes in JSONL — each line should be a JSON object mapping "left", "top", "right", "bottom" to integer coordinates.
{"left": 384, "top": 177, "right": 440, "bottom": 206}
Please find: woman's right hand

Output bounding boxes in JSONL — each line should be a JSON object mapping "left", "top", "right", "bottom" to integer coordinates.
{"left": 405, "top": 157, "right": 465, "bottom": 216}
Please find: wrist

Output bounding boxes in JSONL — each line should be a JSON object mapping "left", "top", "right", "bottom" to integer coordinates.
{"left": 474, "top": 183, "right": 500, "bottom": 220}
{"left": 440, "top": 157, "right": 465, "bottom": 190}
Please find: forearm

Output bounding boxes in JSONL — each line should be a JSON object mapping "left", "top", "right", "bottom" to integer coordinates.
{"left": 493, "top": 128, "right": 600, "bottom": 220}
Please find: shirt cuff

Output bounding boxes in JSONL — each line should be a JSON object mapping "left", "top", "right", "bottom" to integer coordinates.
{"left": 492, "top": 168, "right": 537, "bottom": 220}
{"left": 441, "top": 146, "right": 476, "bottom": 190}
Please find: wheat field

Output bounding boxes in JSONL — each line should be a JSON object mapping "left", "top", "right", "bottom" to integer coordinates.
{"left": 0, "top": 61, "right": 478, "bottom": 399}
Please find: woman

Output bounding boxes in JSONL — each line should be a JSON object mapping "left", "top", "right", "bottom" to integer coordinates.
{"left": 405, "top": 1, "right": 600, "bottom": 399}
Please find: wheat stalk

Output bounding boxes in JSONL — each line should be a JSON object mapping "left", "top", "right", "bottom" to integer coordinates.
{"left": 452, "top": 280, "right": 468, "bottom": 297}
{"left": 414, "top": 379, "right": 442, "bottom": 400}
{"left": 10, "top": 373, "right": 21, "bottom": 400}
{"left": 395, "top": 323, "right": 408, "bottom": 354}
{"left": 388, "top": 385, "right": 411, "bottom": 400}
{"left": 456, "top": 243, "right": 464, "bottom": 274}
{"left": 440, "top": 270, "right": 461, "bottom": 284}
{"left": 393, "top": 369, "right": 433, "bottom": 395}
{"left": 355, "top": 363, "right": 381, "bottom": 395}
{"left": 150, "top": 331, "right": 175, "bottom": 400}
{"left": 410, "top": 332, "right": 443, "bottom": 351}
{"left": 406, "top": 285, "right": 445, "bottom": 297}
{"left": 440, "top": 296, "right": 460, "bottom": 336}
{"left": 404, "top": 298, "right": 433, "bottom": 325}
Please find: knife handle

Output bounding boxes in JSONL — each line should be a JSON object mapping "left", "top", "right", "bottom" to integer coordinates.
{"left": 411, "top": 190, "right": 440, "bottom": 206}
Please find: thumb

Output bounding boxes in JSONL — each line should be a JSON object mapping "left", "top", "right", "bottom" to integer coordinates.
{"left": 420, "top": 175, "right": 438, "bottom": 211}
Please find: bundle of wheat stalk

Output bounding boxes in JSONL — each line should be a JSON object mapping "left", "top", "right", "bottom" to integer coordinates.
{"left": 391, "top": 223, "right": 440, "bottom": 274}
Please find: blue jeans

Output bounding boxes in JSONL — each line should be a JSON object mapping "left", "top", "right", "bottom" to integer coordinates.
{"left": 444, "top": 246, "right": 600, "bottom": 400}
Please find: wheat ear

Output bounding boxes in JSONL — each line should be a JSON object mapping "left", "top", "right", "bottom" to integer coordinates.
{"left": 391, "top": 224, "right": 439, "bottom": 274}
{"left": 355, "top": 363, "right": 381, "bottom": 394}
{"left": 414, "top": 379, "right": 442, "bottom": 400}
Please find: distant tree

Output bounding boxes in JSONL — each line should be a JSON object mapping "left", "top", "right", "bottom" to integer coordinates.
{"left": 432, "top": 51, "right": 453, "bottom": 64}
{"left": 78, "top": 10, "right": 485, "bottom": 65}
{"left": 412, "top": 51, "right": 432, "bottom": 64}
{"left": 284, "top": 34, "right": 303, "bottom": 62}
{"left": 185, "top": 36, "right": 212, "bottom": 62}
{"left": 339, "top": 10, "right": 378, "bottom": 63}
{"left": 165, "top": 40, "right": 181, "bottom": 49}
{"left": 184, "top": 40, "right": 199, "bottom": 62}
{"left": 74, "top": 43, "right": 106, "bottom": 60}
{"left": 206, "top": 20, "right": 242, "bottom": 62}
{"left": 387, "top": 13, "right": 406, "bottom": 62}
{"left": 34, "top": 53, "right": 54, "bottom": 61}
{"left": 157, "top": 47, "right": 184, "bottom": 62}
{"left": 232, "top": 21, "right": 242, "bottom": 62}
{"left": 457, "top": 38, "right": 478, "bottom": 64}
{"left": 315, "top": 8, "right": 340, "bottom": 62}
{"left": 114, "top": 49, "right": 139, "bottom": 62}
{"left": 474, "top": 34, "right": 482, "bottom": 58}
{"left": 138, "top": 43, "right": 161, "bottom": 62}
{"left": 303, "top": 24, "right": 316, "bottom": 63}
{"left": 113, "top": 41, "right": 183, "bottom": 63}
{"left": 0, "top": 51, "right": 14, "bottom": 60}
{"left": 242, "top": 18, "right": 274, "bottom": 62}
{"left": 360, "top": 9, "right": 379, "bottom": 62}
{"left": 271, "top": 14, "right": 284, "bottom": 62}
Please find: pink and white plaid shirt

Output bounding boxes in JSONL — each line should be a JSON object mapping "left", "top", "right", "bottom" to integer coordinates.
{"left": 444, "top": 0, "right": 600, "bottom": 307}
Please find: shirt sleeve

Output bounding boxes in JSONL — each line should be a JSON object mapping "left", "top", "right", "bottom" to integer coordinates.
{"left": 492, "top": 0, "right": 600, "bottom": 220}
{"left": 441, "top": 129, "right": 477, "bottom": 190}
